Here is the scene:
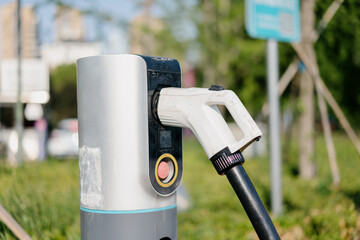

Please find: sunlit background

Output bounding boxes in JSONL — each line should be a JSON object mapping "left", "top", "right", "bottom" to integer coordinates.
{"left": 0, "top": 0, "right": 359, "bottom": 239}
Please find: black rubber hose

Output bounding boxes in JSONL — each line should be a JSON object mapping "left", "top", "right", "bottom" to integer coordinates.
{"left": 225, "top": 164, "right": 280, "bottom": 240}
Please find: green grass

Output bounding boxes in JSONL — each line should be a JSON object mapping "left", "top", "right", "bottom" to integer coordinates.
{"left": 0, "top": 160, "right": 80, "bottom": 240}
{"left": 181, "top": 133, "right": 360, "bottom": 239}
{"left": 0, "top": 133, "right": 359, "bottom": 239}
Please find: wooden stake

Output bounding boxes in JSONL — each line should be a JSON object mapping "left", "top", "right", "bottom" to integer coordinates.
{"left": 0, "top": 204, "right": 32, "bottom": 240}
{"left": 311, "top": 0, "right": 345, "bottom": 41}
{"left": 319, "top": 79, "right": 360, "bottom": 155}
{"left": 260, "top": 59, "right": 299, "bottom": 118}
{"left": 292, "top": 42, "right": 360, "bottom": 156}
{"left": 278, "top": 59, "right": 300, "bottom": 95}
{"left": 292, "top": 42, "right": 342, "bottom": 185}
{"left": 314, "top": 76, "right": 340, "bottom": 186}
{"left": 259, "top": 0, "right": 345, "bottom": 120}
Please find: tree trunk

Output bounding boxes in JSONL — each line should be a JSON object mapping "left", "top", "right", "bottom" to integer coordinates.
{"left": 298, "top": 0, "right": 316, "bottom": 179}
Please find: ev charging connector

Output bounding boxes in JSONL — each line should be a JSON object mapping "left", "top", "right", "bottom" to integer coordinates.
{"left": 156, "top": 86, "right": 262, "bottom": 174}
{"left": 155, "top": 87, "right": 280, "bottom": 239}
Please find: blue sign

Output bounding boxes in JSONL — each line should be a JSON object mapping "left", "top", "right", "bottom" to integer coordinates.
{"left": 245, "top": 0, "right": 301, "bottom": 42}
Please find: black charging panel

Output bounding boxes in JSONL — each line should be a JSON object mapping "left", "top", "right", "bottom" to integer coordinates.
{"left": 140, "top": 55, "right": 182, "bottom": 196}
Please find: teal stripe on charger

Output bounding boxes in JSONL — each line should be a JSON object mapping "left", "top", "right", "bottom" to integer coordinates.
{"left": 80, "top": 204, "right": 177, "bottom": 214}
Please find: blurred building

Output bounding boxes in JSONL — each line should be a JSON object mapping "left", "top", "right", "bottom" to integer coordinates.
{"left": 0, "top": 2, "right": 49, "bottom": 164}
{"left": 41, "top": 42, "right": 101, "bottom": 69}
{"left": 0, "top": 1, "right": 48, "bottom": 105}
{"left": 129, "top": 0, "right": 164, "bottom": 55}
{"left": 41, "top": 6, "right": 101, "bottom": 69}
{"left": 0, "top": 1, "right": 37, "bottom": 59}
{"left": 56, "top": 6, "right": 84, "bottom": 42}
{"left": 130, "top": 14, "right": 164, "bottom": 55}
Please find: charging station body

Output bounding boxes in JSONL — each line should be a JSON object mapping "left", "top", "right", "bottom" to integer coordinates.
{"left": 77, "top": 54, "right": 182, "bottom": 240}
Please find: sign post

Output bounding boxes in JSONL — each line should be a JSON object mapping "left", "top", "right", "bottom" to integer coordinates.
{"left": 266, "top": 39, "right": 282, "bottom": 216}
{"left": 16, "top": 0, "right": 23, "bottom": 164}
{"left": 245, "top": 0, "right": 300, "bottom": 216}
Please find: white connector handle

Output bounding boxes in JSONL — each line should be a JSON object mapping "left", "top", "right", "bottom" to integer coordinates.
{"left": 157, "top": 87, "right": 262, "bottom": 158}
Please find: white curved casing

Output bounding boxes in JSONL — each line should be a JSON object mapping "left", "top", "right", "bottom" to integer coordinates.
{"left": 157, "top": 87, "right": 262, "bottom": 158}
{"left": 77, "top": 54, "right": 175, "bottom": 211}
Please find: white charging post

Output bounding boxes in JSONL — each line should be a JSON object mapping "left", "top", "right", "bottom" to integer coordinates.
{"left": 77, "top": 55, "right": 182, "bottom": 240}
{"left": 77, "top": 54, "right": 280, "bottom": 240}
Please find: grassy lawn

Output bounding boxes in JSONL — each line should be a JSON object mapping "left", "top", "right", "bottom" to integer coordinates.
{"left": 0, "top": 133, "right": 359, "bottom": 239}
{"left": 0, "top": 159, "right": 80, "bottom": 240}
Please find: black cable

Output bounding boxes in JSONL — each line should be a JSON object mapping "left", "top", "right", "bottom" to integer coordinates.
{"left": 225, "top": 164, "right": 280, "bottom": 240}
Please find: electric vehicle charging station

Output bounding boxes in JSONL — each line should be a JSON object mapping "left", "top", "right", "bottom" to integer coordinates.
{"left": 77, "top": 54, "right": 280, "bottom": 240}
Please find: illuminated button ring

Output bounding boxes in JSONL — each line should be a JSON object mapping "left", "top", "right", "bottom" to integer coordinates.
{"left": 155, "top": 153, "right": 178, "bottom": 188}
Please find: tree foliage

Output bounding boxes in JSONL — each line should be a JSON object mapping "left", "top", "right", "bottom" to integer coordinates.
{"left": 142, "top": 0, "right": 267, "bottom": 114}
{"left": 44, "top": 0, "right": 360, "bottom": 127}
{"left": 154, "top": 0, "right": 360, "bottom": 125}
{"left": 194, "top": 0, "right": 267, "bottom": 115}
{"left": 47, "top": 64, "right": 77, "bottom": 127}
{"left": 315, "top": 0, "right": 360, "bottom": 125}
